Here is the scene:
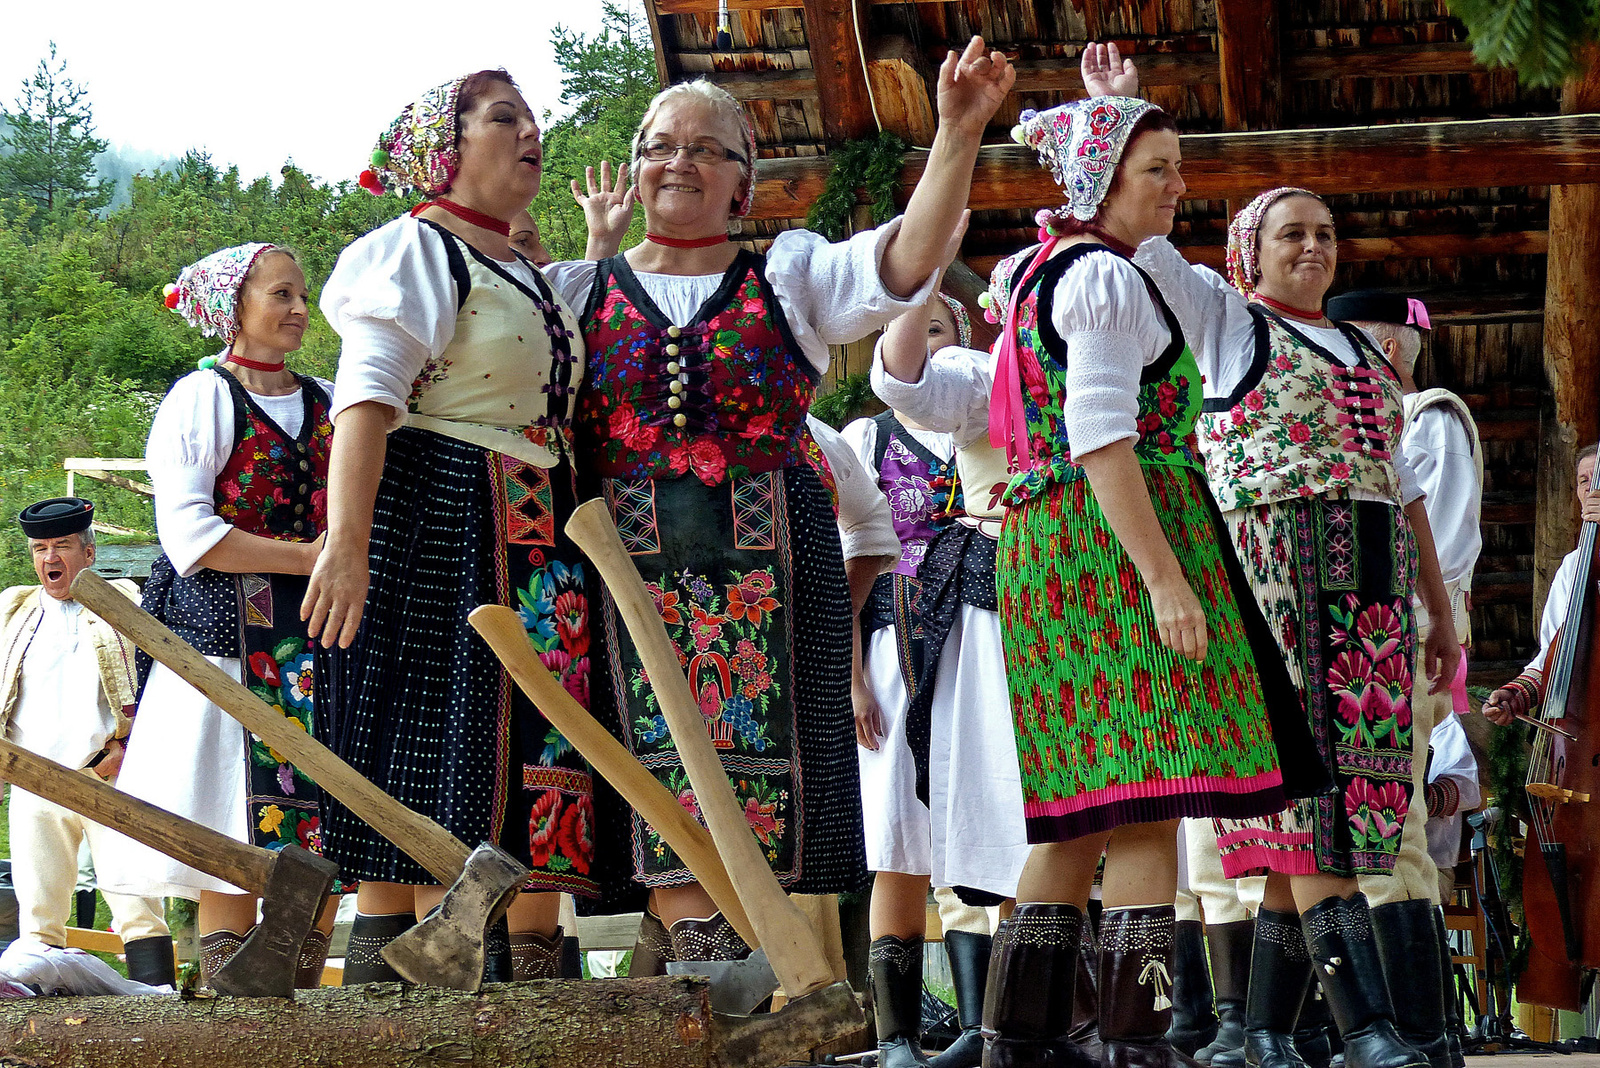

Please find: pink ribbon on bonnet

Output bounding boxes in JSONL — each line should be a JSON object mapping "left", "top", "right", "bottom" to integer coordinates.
{"left": 1405, "top": 298, "right": 1431, "bottom": 330}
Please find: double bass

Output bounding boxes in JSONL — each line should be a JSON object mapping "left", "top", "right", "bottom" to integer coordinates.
{"left": 1517, "top": 511, "right": 1600, "bottom": 1011}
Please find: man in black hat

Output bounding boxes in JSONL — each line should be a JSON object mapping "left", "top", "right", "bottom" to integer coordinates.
{"left": 0, "top": 497, "right": 175, "bottom": 987}
{"left": 1326, "top": 290, "right": 1482, "bottom": 1068}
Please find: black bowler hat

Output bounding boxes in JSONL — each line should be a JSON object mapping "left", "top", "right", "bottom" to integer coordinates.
{"left": 18, "top": 498, "right": 94, "bottom": 539}
{"left": 1326, "top": 289, "right": 1432, "bottom": 330}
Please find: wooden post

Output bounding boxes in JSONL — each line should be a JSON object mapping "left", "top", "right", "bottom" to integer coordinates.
{"left": 803, "top": 0, "right": 876, "bottom": 142}
{"left": 1534, "top": 49, "right": 1600, "bottom": 614}
{"left": 1215, "top": 0, "right": 1282, "bottom": 131}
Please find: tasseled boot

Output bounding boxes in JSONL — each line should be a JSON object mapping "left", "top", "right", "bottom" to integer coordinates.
{"left": 1370, "top": 902, "right": 1448, "bottom": 1068}
{"left": 510, "top": 927, "right": 565, "bottom": 980}
{"left": 869, "top": 935, "right": 932, "bottom": 1067}
{"left": 198, "top": 927, "right": 251, "bottom": 987}
{"left": 342, "top": 911, "right": 415, "bottom": 984}
{"left": 1301, "top": 894, "right": 1426, "bottom": 1068}
{"left": 929, "top": 929, "right": 988, "bottom": 1068}
{"left": 1097, "top": 905, "right": 1195, "bottom": 1068}
{"left": 1169, "top": 920, "right": 1220, "bottom": 1056}
{"left": 295, "top": 928, "right": 332, "bottom": 989}
{"left": 122, "top": 934, "right": 177, "bottom": 988}
{"left": 1237, "top": 908, "right": 1314, "bottom": 1068}
{"left": 1198, "top": 920, "right": 1254, "bottom": 1065}
{"left": 981, "top": 903, "right": 1095, "bottom": 1068}
{"left": 1294, "top": 981, "right": 1335, "bottom": 1068}
{"left": 1431, "top": 909, "right": 1464, "bottom": 1068}
{"left": 630, "top": 907, "right": 674, "bottom": 977}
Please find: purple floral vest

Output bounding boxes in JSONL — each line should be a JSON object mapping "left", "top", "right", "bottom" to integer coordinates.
{"left": 870, "top": 412, "right": 958, "bottom": 577}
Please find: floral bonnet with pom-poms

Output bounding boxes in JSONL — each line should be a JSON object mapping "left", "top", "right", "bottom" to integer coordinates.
{"left": 1016, "top": 96, "right": 1158, "bottom": 224}
{"left": 1225, "top": 186, "right": 1322, "bottom": 297}
{"left": 357, "top": 76, "right": 468, "bottom": 197}
{"left": 162, "top": 243, "right": 283, "bottom": 354}
{"left": 937, "top": 293, "right": 973, "bottom": 347}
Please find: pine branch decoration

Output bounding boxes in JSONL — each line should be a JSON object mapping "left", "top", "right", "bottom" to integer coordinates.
{"left": 1449, "top": 0, "right": 1600, "bottom": 87}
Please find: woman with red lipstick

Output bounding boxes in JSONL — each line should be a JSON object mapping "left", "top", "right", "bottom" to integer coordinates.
{"left": 111, "top": 242, "right": 340, "bottom": 987}
{"left": 306, "top": 70, "right": 592, "bottom": 984}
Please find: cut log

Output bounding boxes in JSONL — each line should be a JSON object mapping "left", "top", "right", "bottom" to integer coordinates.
{"left": 748, "top": 114, "right": 1600, "bottom": 219}
{"left": 866, "top": 35, "right": 935, "bottom": 145}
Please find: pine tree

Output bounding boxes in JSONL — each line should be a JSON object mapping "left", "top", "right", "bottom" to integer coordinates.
{"left": 0, "top": 42, "right": 111, "bottom": 223}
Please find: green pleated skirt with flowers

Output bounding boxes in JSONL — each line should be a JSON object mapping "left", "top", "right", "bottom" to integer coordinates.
{"left": 996, "top": 460, "right": 1317, "bottom": 849}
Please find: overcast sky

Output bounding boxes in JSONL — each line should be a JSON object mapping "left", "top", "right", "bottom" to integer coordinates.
{"left": 1, "top": 1, "right": 611, "bottom": 185}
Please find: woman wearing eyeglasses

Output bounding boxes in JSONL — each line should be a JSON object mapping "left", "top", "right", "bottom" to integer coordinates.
{"left": 544, "top": 46, "right": 1013, "bottom": 976}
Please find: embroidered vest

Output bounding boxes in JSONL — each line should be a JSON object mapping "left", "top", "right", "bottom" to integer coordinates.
{"left": 1196, "top": 307, "right": 1403, "bottom": 512}
{"left": 212, "top": 369, "right": 332, "bottom": 542}
{"left": 576, "top": 251, "right": 817, "bottom": 487}
{"left": 954, "top": 437, "right": 1011, "bottom": 531}
{"left": 798, "top": 425, "right": 840, "bottom": 511}
{"left": 870, "top": 412, "right": 958, "bottom": 577}
{"left": 405, "top": 220, "right": 584, "bottom": 467}
{"left": 1001, "top": 244, "right": 1202, "bottom": 507}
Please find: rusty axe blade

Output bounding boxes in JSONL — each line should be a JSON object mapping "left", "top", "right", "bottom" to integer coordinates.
{"left": 212, "top": 845, "right": 338, "bottom": 998}
{"left": 379, "top": 843, "right": 529, "bottom": 990}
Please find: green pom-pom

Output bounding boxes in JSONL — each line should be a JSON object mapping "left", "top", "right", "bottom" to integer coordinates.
{"left": 370, "top": 148, "right": 390, "bottom": 166}
{"left": 977, "top": 291, "right": 993, "bottom": 309}
{"left": 198, "top": 355, "right": 218, "bottom": 370}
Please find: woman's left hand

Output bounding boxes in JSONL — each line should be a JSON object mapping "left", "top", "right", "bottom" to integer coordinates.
{"left": 937, "top": 36, "right": 1016, "bottom": 136}
{"left": 1081, "top": 41, "right": 1140, "bottom": 97}
{"left": 1422, "top": 621, "right": 1462, "bottom": 696}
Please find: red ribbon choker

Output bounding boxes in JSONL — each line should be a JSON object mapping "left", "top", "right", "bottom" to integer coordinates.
{"left": 1253, "top": 294, "right": 1327, "bottom": 322}
{"left": 225, "top": 353, "right": 288, "bottom": 372}
{"left": 646, "top": 232, "right": 731, "bottom": 249}
{"left": 412, "top": 198, "right": 512, "bottom": 237}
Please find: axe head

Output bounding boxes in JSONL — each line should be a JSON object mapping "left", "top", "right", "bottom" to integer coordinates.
{"left": 381, "top": 842, "right": 530, "bottom": 990}
{"left": 211, "top": 845, "right": 338, "bottom": 998}
{"left": 667, "top": 948, "right": 780, "bottom": 1014}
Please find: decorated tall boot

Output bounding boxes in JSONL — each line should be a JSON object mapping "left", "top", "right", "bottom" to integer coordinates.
{"left": 1301, "top": 894, "right": 1426, "bottom": 1068}
{"left": 511, "top": 927, "right": 565, "bottom": 980}
{"left": 1169, "top": 919, "right": 1219, "bottom": 1056}
{"left": 198, "top": 927, "right": 251, "bottom": 987}
{"left": 1370, "top": 901, "right": 1448, "bottom": 1068}
{"left": 1097, "top": 905, "right": 1195, "bottom": 1068}
{"left": 1237, "top": 908, "right": 1314, "bottom": 1068}
{"left": 666, "top": 912, "right": 777, "bottom": 1015}
{"left": 294, "top": 927, "right": 332, "bottom": 989}
{"left": 342, "top": 911, "right": 415, "bottom": 984}
{"left": 1065, "top": 914, "right": 1103, "bottom": 1063}
{"left": 629, "top": 907, "right": 674, "bottom": 977}
{"left": 1198, "top": 920, "right": 1253, "bottom": 1065}
{"left": 929, "top": 929, "right": 988, "bottom": 1068}
{"left": 1294, "top": 980, "right": 1335, "bottom": 1068}
{"left": 869, "top": 935, "right": 933, "bottom": 1067}
{"left": 981, "top": 903, "right": 1095, "bottom": 1068}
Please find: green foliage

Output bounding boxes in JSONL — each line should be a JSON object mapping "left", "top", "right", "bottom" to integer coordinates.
{"left": 531, "top": 1, "right": 656, "bottom": 261}
{"left": 805, "top": 132, "right": 909, "bottom": 243}
{"left": 809, "top": 371, "right": 884, "bottom": 429}
{"left": 0, "top": 43, "right": 111, "bottom": 226}
{"left": 1449, "top": 0, "right": 1600, "bottom": 87}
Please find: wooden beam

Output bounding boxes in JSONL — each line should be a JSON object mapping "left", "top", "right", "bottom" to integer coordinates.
{"left": 1216, "top": 0, "right": 1283, "bottom": 129}
{"left": 657, "top": 0, "right": 955, "bottom": 10}
{"left": 1009, "top": 53, "right": 1220, "bottom": 93}
{"left": 1284, "top": 42, "right": 1483, "bottom": 80}
{"left": 642, "top": 0, "right": 673, "bottom": 89}
{"left": 746, "top": 115, "right": 1600, "bottom": 220}
{"left": 1534, "top": 46, "right": 1600, "bottom": 614}
{"left": 803, "top": 0, "right": 875, "bottom": 142}
{"left": 709, "top": 69, "right": 819, "bottom": 100}
{"left": 866, "top": 35, "right": 935, "bottom": 145}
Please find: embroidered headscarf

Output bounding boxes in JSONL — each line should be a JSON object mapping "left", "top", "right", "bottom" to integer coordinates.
{"left": 1225, "top": 187, "right": 1325, "bottom": 296}
{"left": 937, "top": 293, "right": 973, "bottom": 347}
{"left": 1014, "top": 96, "right": 1159, "bottom": 223}
{"left": 632, "top": 80, "right": 760, "bottom": 217}
{"left": 165, "top": 243, "right": 284, "bottom": 343}
{"left": 360, "top": 76, "right": 468, "bottom": 196}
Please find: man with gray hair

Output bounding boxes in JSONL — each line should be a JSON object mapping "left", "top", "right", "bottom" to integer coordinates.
{"left": 0, "top": 497, "right": 174, "bottom": 987}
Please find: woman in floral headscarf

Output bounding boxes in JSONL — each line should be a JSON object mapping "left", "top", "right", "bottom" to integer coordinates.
{"left": 109, "top": 243, "right": 340, "bottom": 988}
{"left": 872, "top": 46, "right": 1328, "bottom": 1067}
{"left": 306, "top": 70, "right": 592, "bottom": 983}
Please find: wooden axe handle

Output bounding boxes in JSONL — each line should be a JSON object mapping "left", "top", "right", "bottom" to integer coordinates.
{"left": 0, "top": 738, "right": 275, "bottom": 893}
{"left": 565, "top": 499, "right": 836, "bottom": 1000}
{"left": 71, "top": 570, "right": 473, "bottom": 885}
{"left": 469, "top": 605, "right": 758, "bottom": 949}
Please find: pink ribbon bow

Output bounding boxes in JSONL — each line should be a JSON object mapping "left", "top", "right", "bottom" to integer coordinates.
{"left": 988, "top": 236, "right": 1060, "bottom": 467}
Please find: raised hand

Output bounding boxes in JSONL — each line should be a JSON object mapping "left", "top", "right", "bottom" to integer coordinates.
{"left": 1081, "top": 41, "right": 1140, "bottom": 97}
{"left": 571, "top": 160, "right": 637, "bottom": 259}
{"left": 938, "top": 35, "right": 1016, "bottom": 135}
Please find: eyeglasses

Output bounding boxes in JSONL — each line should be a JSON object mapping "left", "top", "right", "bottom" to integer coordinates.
{"left": 640, "top": 140, "right": 748, "bottom": 166}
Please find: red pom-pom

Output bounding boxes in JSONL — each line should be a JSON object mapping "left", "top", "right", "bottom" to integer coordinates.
{"left": 163, "top": 288, "right": 180, "bottom": 310}
{"left": 358, "top": 169, "right": 385, "bottom": 195}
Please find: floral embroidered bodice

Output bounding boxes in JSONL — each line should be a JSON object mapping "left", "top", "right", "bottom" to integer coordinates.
{"left": 575, "top": 251, "right": 818, "bottom": 487}
{"left": 1002, "top": 244, "right": 1202, "bottom": 507}
{"left": 873, "top": 413, "right": 959, "bottom": 576}
{"left": 1195, "top": 307, "right": 1403, "bottom": 511}
{"left": 212, "top": 369, "right": 332, "bottom": 542}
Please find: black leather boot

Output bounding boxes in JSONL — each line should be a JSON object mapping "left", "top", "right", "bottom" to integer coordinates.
{"left": 1293, "top": 979, "right": 1334, "bottom": 1068}
{"left": 981, "top": 904, "right": 1095, "bottom": 1068}
{"left": 1170, "top": 920, "right": 1220, "bottom": 1056}
{"left": 342, "top": 911, "right": 414, "bottom": 984}
{"left": 559, "top": 931, "right": 583, "bottom": 979}
{"left": 75, "top": 889, "right": 97, "bottom": 930}
{"left": 1098, "top": 905, "right": 1197, "bottom": 1068}
{"left": 122, "top": 934, "right": 176, "bottom": 988}
{"left": 295, "top": 928, "right": 332, "bottom": 989}
{"left": 1065, "top": 916, "right": 1103, "bottom": 1063}
{"left": 510, "top": 927, "right": 565, "bottom": 980}
{"left": 1431, "top": 909, "right": 1464, "bottom": 1068}
{"left": 667, "top": 911, "right": 751, "bottom": 961}
{"left": 629, "top": 908, "right": 674, "bottom": 977}
{"left": 869, "top": 935, "right": 932, "bottom": 1067}
{"left": 1198, "top": 919, "right": 1253, "bottom": 1065}
{"left": 1302, "top": 895, "right": 1426, "bottom": 1068}
{"left": 1237, "top": 908, "right": 1313, "bottom": 1068}
{"left": 482, "top": 917, "right": 512, "bottom": 983}
{"left": 1370, "top": 902, "right": 1448, "bottom": 1068}
{"left": 930, "top": 929, "right": 988, "bottom": 1068}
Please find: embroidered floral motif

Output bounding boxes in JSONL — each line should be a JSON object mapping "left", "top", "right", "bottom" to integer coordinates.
{"left": 516, "top": 559, "right": 591, "bottom": 708}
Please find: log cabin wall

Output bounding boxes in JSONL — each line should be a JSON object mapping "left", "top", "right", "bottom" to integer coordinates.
{"left": 642, "top": 0, "right": 1595, "bottom": 684}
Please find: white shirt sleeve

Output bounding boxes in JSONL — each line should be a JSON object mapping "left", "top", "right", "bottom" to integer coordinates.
{"left": 870, "top": 342, "right": 994, "bottom": 449}
{"left": 1403, "top": 405, "right": 1482, "bottom": 585}
{"left": 146, "top": 372, "right": 238, "bottom": 578}
{"left": 1133, "top": 236, "right": 1258, "bottom": 401}
{"left": 544, "top": 260, "right": 599, "bottom": 317}
{"left": 1427, "top": 712, "right": 1481, "bottom": 811}
{"left": 1053, "top": 255, "right": 1172, "bottom": 457}
{"left": 321, "top": 217, "right": 461, "bottom": 430}
{"left": 808, "top": 417, "right": 899, "bottom": 566}
{"left": 1528, "top": 548, "right": 1583, "bottom": 675}
{"left": 766, "top": 218, "right": 942, "bottom": 376}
